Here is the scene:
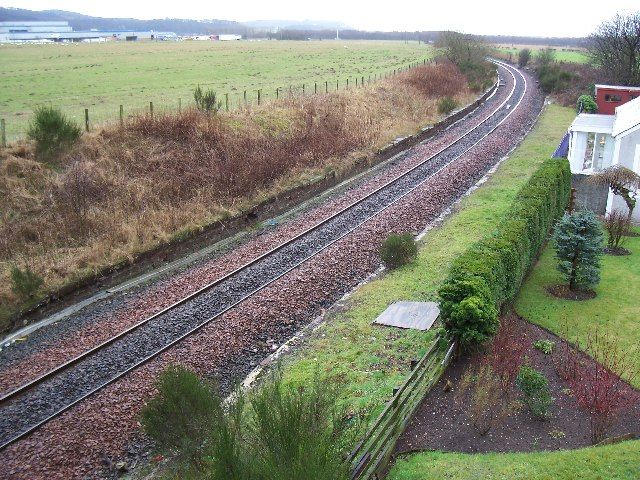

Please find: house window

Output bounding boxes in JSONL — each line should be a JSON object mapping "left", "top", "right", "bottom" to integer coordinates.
{"left": 583, "top": 132, "right": 595, "bottom": 170}
{"left": 593, "top": 134, "right": 607, "bottom": 171}
{"left": 604, "top": 94, "right": 622, "bottom": 102}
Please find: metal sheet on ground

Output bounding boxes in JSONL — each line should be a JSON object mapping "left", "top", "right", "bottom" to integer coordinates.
{"left": 373, "top": 301, "right": 439, "bottom": 331}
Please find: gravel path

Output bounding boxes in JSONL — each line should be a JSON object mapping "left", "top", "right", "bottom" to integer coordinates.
{"left": 2, "top": 63, "right": 544, "bottom": 479}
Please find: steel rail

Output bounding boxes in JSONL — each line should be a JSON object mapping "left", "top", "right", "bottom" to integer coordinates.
{"left": 0, "top": 60, "right": 526, "bottom": 451}
{"left": 0, "top": 64, "right": 506, "bottom": 406}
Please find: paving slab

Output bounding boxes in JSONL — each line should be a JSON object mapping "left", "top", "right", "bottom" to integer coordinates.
{"left": 373, "top": 301, "right": 439, "bottom": 331}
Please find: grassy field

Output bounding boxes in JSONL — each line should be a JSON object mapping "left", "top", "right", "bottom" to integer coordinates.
{"left": 515, "top": 227, "right": 640, "bottom": 387}
{"left": 0, "top": 40, "right": 431, "bottom": 141}
{"left": 281, "top": 105, "right": 576, "bottom": 419}
{"left": 495, "top": 45, "right": 589, "bottom": 64}
{"left": 388, "top": 441, "right": 640, "bottom": 480}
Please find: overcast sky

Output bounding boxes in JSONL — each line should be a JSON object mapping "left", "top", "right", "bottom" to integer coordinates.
{"left": 3, "top": 1, "right": 639, "bottom": 37}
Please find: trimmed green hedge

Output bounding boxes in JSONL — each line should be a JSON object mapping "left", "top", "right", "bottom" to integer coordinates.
{"left": 439, "top": 158, "right": 571, "bottom": 346}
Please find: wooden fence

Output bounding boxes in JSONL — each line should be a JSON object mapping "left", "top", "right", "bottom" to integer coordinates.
{"left": 349, "top": 335, "right": 456, "bottom": 480}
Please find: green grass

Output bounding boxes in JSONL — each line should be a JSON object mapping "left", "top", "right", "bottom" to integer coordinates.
{"left": 0, "top": 40, "right": 431, "bottom": 141}
{"left": 515, "top": 227, "right": 640, "bottom": 387}
{"left": 496, "top": 45, "right": 589, "bottom": 64}
{"left": 387, "top": 441, "right": 640, "bottom": 480}
{"left": 281, "top": 104, "right": 576, "bottom": 421}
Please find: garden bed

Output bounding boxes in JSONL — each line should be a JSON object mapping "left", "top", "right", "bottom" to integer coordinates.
{"left": 394, "top": 312, "right": 640, "bottom": 456}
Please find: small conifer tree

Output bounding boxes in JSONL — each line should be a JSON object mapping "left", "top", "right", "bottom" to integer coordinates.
{"left": 553, "top": 211, "right": 604, "bottom": 291}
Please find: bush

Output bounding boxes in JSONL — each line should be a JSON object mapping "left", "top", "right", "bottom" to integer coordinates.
{"left": 516, "top": 364, "right": 553, "bottom": 419}
{"left": 439, "top": 277, "right": 498, "bottom": 346}
{"left": 10, "top": 264, "right": 44, "bottom": 302}
{"left": 538, "top": 66, "right": 575, "bottom": 94}
{"left": 437, "top": 96, "right": 458, "bottom": 114}
{"left": 194, "top": 85, "right": 222, "bottom": 114}
{"left": 141, "top": 365, "right": 349, "bottom": 478}
{"left": 247, "top": 372, "right": 350, "bottom": 480}
{"left": 140, "top": 365, "right": 242, "bottom": 472}
{"left": 380, "top": 233, "right": 418, "bottom": 269}
{"left": 518, "top": 48, "right": 531, "bottom": 68}
{"left": 533, "top": 339, "right": 555, "bottom": 355}
{"left": 439, "top": 159, "right": 571, "bottom": 348}
{"left": 27, "top": 105, "right": 82, "bottom": 161}
{"left": 577, "top": 94, "right": 598, "bottom": 113}
{"left": 553, "top": 210, "right": 604, "bottom": 291}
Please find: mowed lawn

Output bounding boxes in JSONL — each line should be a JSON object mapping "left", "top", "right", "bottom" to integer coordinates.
{"left": 388, "top": 441, "right": 640, "bottom": 480}
{"left": 0, "top": 40, "right": 431, "bottom": 140}
{"left": 515, "top": 227, "right": 640, "bottom": 387}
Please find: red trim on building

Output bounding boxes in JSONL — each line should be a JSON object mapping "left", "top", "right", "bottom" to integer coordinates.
{"left": 595, "top": 86, "right": 640, "bottom": 115}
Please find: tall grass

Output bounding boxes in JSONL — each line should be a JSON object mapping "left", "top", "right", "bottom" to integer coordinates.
{"left": 0, "top": 64, "right": 474, "bottom": 320}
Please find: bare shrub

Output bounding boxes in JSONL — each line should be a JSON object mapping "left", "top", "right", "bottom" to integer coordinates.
{"left": 455, "top": 316, "right": 526, "bottom": 435}
{"left": 555, "top": 331, "right": 638, "bottom": 443}
{"left": 401, "top": 63, "right": 467, "bottom": 98}
{"left": 486, "top": 315, "right": 528, "bottom": 394}
{"left": 603, "top": 210, "right": 630, "bottom": 252}
{"left": 456, "top": 363, "right": 517, "bottom": 435}
{"left": 53, "top": 160, "right": 106, "bottom": 232}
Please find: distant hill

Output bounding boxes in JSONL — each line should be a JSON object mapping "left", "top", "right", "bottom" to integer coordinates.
{"left": 0, "top": 7, "right": 585, "bottom": 46}
{"left": 244, "top": 19, "right": 349, "bottom": 31}
{"left": 0, "top": 7, "right": 248, "bottom": 35}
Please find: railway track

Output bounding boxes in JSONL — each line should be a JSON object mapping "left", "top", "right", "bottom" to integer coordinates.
{"left": 0, "top": 59, "right": 526, "bottom": 451}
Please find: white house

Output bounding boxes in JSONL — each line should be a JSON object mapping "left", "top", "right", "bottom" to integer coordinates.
{"left": 567, "top": 95, "right": 640, "bottom": 222}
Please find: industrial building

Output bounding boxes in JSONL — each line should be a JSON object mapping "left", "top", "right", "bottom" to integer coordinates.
{"left": 0, "top": 20, "right": 172, "bottom": 42}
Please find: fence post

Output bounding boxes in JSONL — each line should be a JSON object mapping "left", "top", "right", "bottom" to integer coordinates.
{"left": 149, "top": 101, "right": 154, "bottom": 118}
{"left": 325, "top": 81, "right": 328, "bottom": 93}
{"left": 361, "top": 76, "right": 364, "bottom": 86}
{"left": 276, "top": 87, "right": 279, "bottom": 99}
{"left": 84, "top": 108, "right": 89, "bottom": 132}
{"left": 346, "top": 78, "right": 349, "bottom": 89}
{"left": 119, "top": 105, "right": 123, "bottom": 126}
{"left": 244, "top": 90, "right": 247, "bottom": 104}
{"left": 336, "top": 79, "right": 339, "bottom": 90}
{"left": 225, "top": 93, "right": 229, "bottom": 111}
{"left": 0, "top": 119, "right": 5, "bottom": 148}
{"left": 315, "top": 81, "right": 317, "bottom": 94}
{"left": 257, "top": 89, "right": 261, "bottom": 105}
{"left": 356, "top": 77, "right": 358, "bottom": 87}
{"left": 302, "top": 83, "right": 305, "bottom": 96}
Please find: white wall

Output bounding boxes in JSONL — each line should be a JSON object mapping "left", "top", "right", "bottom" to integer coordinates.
{"left": 569, "top": 131, "right": 587, "bottom": 173}
{"left": 607, "top": 131, "right": 640, "bottom": 223}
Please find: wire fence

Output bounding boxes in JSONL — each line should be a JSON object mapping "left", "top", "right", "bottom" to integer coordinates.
{"left": 0, "top": 58, "right": 433, "bottom": 145}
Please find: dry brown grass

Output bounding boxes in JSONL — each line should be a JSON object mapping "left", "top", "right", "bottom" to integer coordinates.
{"left": 0, "top": 64, "right": 474, "bottom": 326}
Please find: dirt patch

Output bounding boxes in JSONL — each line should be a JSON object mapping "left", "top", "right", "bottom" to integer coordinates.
{"left": 604, "top": 247, "right": 631, "bottom": 256}
{"left": 546, "top": 284, "right": 597, "bottom": 300}
{"left": 393, "top": 314, "right": 640, "bottom": 455}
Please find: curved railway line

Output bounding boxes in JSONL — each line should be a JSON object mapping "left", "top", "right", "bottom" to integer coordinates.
{"left": 0, "top": 59, "right": 527, "bottom": 452}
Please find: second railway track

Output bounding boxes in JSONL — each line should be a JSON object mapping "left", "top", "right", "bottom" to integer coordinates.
{"left": 0, "top": 59, "right": 526, "bottom": 450}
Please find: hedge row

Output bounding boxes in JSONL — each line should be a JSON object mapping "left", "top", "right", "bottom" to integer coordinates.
{"left": 438, "top": 158, "right": 571, "bottom": 347}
